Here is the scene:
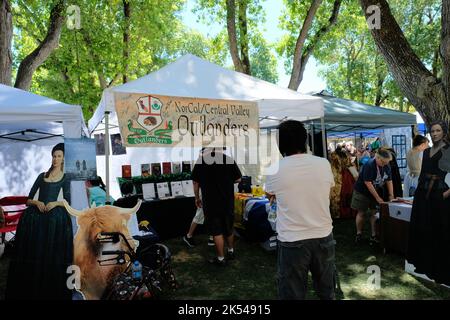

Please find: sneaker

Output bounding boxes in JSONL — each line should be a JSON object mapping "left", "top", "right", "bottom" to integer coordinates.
{"left": 226, "top": 250, "right": 235, "bottom": 261}
{"left": 183, "top": 235, "right": 196, "bottom": 248}
{"left": 355, "top": 234, "right": 363, "bottom": 244}
{"left": 369, "top": 236, "right": 379, "bottom": 246}
{"left": 208, "top": 257, "right": 226, "bottom": 266}
{"left": 207, "top": 237, "right": 215, "bottom": 246}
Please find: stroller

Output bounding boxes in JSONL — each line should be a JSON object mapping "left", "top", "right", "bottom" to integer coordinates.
{"left": 96, "top": 231, "right": 178, "bottom": 300}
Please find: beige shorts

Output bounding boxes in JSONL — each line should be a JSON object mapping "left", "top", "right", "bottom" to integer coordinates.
{"left": 351, "top": 190, "right": 378, "bottom": 214}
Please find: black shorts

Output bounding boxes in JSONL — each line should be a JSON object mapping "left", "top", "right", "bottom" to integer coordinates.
{"left": 204, "top": 211, "right": 234, "bottom": 237}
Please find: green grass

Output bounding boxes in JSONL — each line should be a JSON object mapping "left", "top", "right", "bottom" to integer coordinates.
{"left": 165, "top": 219, "right": 450, "bottom": 300}
{"left": 1, "top": 219, "right": 449, "bottom": 300}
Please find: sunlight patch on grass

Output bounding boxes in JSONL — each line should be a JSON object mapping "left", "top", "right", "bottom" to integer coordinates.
{"left": 172, "top": 250, "right": 201, "bottom": 263}
{"left": 342, "top": 283, "right": 381, "bottom": 300}
{"left": 399, "top": 272, "right": 417, "bottom": 284}
{"left": 344, "top": 263, "right": 366, "bottom": 273}
{"left": 365, "top": 255, "right": 377, "bottom": 263}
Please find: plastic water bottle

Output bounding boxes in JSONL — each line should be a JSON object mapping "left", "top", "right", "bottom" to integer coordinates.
{"left": 267, "top": 201, "right": 277, "bottom": 231}
{"left": 131, "top": 261, "right": 142, "bottom": 281}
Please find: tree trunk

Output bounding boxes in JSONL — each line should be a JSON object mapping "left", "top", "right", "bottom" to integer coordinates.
{"left": 361, "top": 63, "right": 365, "bottom": 103}
{"left": 288, "top": 0, "right": 322, "bottom": 90}
{"left": 374, "top": 77, "right": 384, "bottom": 106}
{"left": 80, "top": 29, "right": 107, "bottom": 89}
{"left": 374, "top": 56, "right": 386, "bottom": 106}
{"left": 360, "top": 0, "right": 449, "bottom": 129}
{"left": 432, "top": 47, "right": 440, "bottom": 77}
{"left": 346, "top": 55, "right": 354, "bottom": 100}
{"left": 14, "top": 0, "right": 66, "bottom": 90}
{"left": 298, "top": 53, "right": 310, "bottom": 85}
{"left": 441, "top": 0, "right": 450, "bottom": 111}
{"left": 298, "top": 0, "right": 342, "bottom": 87}
{"left": 226, "top": 0, "right": 244, "bottom": 73}
{"left": 61, "top": 67, "right": 75, "bottom": 95}
{"left": 0, "top": 0, "right": 12, "bottom": 86}
{"left": 238, "top": 0, "right": 250, "bottom": 75}
{"left": 288, "top": 0, "right": 341, "bottom": 90}
{"left": 123, "top": 0, "right": 130, "bottom": 83}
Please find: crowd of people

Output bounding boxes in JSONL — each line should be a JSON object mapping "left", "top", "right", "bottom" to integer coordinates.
{"left": 1, "top": 120, "right": 449, "bottom": 300}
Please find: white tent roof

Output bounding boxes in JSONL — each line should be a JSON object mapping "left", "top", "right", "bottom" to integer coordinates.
{"left": 89, "top": 54, "right": 323, "bottom": 133}
{"left": 0, "top": 84, "right": 88, "bottom": 141}
{"left": 0, "top": 84, "right": 87, "bottom": 199}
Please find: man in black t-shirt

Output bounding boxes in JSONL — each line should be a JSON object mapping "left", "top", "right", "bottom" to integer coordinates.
{"left": 351, "top": 148, "right": 394, "bottom": 245}
{"left": 191, "top": 147, "right": 242, "bottom": 265}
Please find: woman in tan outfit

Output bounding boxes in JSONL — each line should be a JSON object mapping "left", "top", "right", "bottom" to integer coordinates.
{"left": 404, "top": 135, "right": 429, "bottom": 197}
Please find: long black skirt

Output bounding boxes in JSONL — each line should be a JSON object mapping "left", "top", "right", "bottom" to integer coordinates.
{"left": 407, "top": 186, "right": 450, "bottom": 286}
{"left": 5, "top": 206, "right": 73, "bottom": 300}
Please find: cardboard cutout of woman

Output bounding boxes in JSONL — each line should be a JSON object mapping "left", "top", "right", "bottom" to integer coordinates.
{"left": 407, "top": 121, "right": 450, "bottom": 286}
{"left": 6, "top": 143, "right": 73, "bottom": 300}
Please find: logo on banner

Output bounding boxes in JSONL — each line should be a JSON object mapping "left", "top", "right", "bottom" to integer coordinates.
{"left": 127, "top": 96, "right": 173, "bottom": 145}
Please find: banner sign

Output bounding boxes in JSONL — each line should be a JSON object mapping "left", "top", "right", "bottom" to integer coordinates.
{"left": 114, "top": 93, "right": 259, "bottom": 147}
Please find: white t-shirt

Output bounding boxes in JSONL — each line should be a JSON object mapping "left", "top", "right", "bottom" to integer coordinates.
{"left": 265, "top": 153, "right": 335, "bottom": 242}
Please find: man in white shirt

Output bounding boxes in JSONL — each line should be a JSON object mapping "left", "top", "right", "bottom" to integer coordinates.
{"left": 265, "top": 120, "right": 336, "bottom": 300}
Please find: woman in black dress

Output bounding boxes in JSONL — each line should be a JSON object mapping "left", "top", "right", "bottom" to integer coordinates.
{"left": 407, "top": 121, "right": 450, "bottom": 285}
{"left": 6, "top": 143, "right": 73, "bottom": 300}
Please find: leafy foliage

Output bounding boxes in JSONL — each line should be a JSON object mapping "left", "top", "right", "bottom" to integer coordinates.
{"left": 277, "top": 0, "right": 441, "bottom": 111}
{"left": 313, "top": 0, "right": 441, "bottom": 110}
{"left": 6, "top": 0, "right": 443, "bottom": 117}
{"left": 194, "top": 0, "right": 278, "bottom": 83}
{"left": 10, "top": 0, "right": 230, "bottom": 119}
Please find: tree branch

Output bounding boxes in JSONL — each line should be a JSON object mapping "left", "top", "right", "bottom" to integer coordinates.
{"left": 226, "top": 0, "right": 244, "bottom": 73}
{"left": 379, "top": 94, "right": 389, "bottom": 106}
{"left": 359, "top": 0, "right": 446, "bottom": 125}
{"left": 289, "top": 0, "right": 342, "bottom": 90}
{"left": 14, "top": 0, "right": 66, "bottom": 90}
{"left": 375, "top": 71, "right": 385, "bottom": 106}
{"left": 288, "top": 0, "right": 323, "bottom": 90}
{"left": 123, "top": 0, "right": 131, "bottom": 83}
{"left": 433, "top": 46, "right": 440, "bottom": 76}
{"left": 238, "top": 0, "right": 250, "bottom": 74}
{"left": 441, "top": 0, "right": 450, "bottom": 105}
{"left": 80, "top": 28, "right": 107, "bottom": 89}
{"left": 108, "top": 73, "right": 122, "bottom": 87}
{"left": 353, "top": 36, "right": 365, "bottom": 61}
{"left": 61, "top": 67, "right": 75, "bottom": 95}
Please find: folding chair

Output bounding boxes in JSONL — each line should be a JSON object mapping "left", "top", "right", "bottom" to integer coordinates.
{"left": 0, "top": 196, "right": 28, "bottom": 245}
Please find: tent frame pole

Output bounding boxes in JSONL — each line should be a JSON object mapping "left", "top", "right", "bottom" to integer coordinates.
{"left": 310, "top": 121, "right": 315, "bottom": 155}
{"left": 105, "top": 111, "right": 111, "bottom": 204}
{"left": 321, "top": 117, "right": 327, "bottom": 158}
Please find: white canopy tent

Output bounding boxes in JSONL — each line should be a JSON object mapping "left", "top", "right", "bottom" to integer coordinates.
{"left": 0, "top": 84, "right": 87, "bottom": 198}
{"left": 88, "top": 54, "right": 324, "bottom": 198}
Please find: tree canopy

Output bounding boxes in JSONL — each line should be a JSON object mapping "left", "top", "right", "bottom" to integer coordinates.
{"left": 0, "top": 0, "right": 446, "bottom": 127}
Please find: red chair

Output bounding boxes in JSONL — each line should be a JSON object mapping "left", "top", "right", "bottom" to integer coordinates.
{"left": 0, "top": 196, "right": 28, "bottom": 245}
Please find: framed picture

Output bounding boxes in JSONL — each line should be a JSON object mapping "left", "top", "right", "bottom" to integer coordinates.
{"left": 110, "top": 133, "right": 127, "bottom": 155}
{"left": 141, "top": 164, "right": 150, "bottom": 177}
{"left": 162, "top": 162, "right": 171, "bottom": 175}
{"left": 64, "top": 138, "right": 98, "bottom": 180}
{"left": 151, "top": 163, "right": 162, "bottom": 176}
{"left": 94, "top": 133, "right": 106, "bottom": 155}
